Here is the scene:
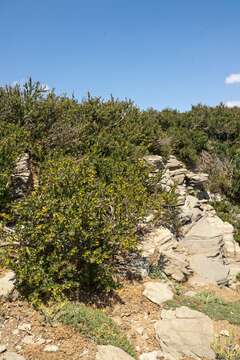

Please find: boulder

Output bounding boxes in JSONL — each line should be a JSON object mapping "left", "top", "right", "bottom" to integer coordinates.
{"left": 181, "top": 216, "right": 225, "bottom": 258}
{"left": 96, "top": 345, "right": 135, "bottom": 360}
{"left": 0, "top": 271, "right": 15, "bottom": 298}
{"left": 189, "top": 255, "right": 230, "bottom": 286}
{"left": 165, "top": 156, "right": 184, "bottom": 171}
{"left": 155, "top": 307, "right": 215, "bottom": 360}
{"left": 186, "top": 171, "right": 209, "bottom": 188}
{"left": 143, "top": 282, "right": 173, "bottom": 305}
{"left": 143, "top": 155, "right": 164, "bottom": 171}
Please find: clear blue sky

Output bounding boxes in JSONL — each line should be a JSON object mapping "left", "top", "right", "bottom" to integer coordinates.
{"left": 1, "top": 0, "right": 240, "bottom": 110}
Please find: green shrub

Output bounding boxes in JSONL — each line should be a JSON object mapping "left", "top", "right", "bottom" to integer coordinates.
{"left": 56, "top": 303, "right": 136, "bottom": 357}
{"left": 212, "top": 335, "right": 240, "bottom": 360}
{"left": 7, "top": 155, "right": 162, "bottom": 302}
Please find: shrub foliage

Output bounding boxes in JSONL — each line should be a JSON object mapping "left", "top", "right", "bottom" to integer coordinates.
{"left": 1, "top": 79, "right": 240, "bottom": 302}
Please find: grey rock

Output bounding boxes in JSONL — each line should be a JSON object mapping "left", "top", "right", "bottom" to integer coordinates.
{"left": 143, "top": 282, "right": 173, "bottom": 305}
{"left": 189, "top": 255, "right": 229, "bottom": 286}
{"left": 96, "top": 345, "right": 135, "bottom": 360}
{"left": 155, "top": 307, "right": 215, "bottom": 360}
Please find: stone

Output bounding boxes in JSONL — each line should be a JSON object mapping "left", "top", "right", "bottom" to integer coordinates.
{"left": 18, "top": 323, "right": 31, "bottom": 332}
{"left": 143, "top": 155, "right": 164, "bottom": 170}
{"left": 189, "top": 255, "right": 229, "bottom": 286}
{"left": 159, "top": 249, "right": 192, "bottom": 282}
{"left": 22, "top": 336, "right": 35, "bottom": 345}
{"left": 0, "top": 271, "right": 15, "bottom": 298}
{"left": 166, "top": 156, "right": 184, "bottom": 171}
{"left": 0, "top": 353, "right": 26, "bottom": 360}
{"left": 140, "top": 227, "right": 175, "bottom": 259}
{"left": 11, "top": 153, "right": 33, "bottom": 199}
{"left": 143, "top": 282, "right": 173, "bottom": 305}
{"left": 96, "top": 345, "right": 135, "bottom": 360}
{"left": 0, "top": 345, "right": 7, "bottom": 354}
{"left": 139, "top": 351, "right": 165, "bottom": 360}
{"left": 181, "top": 216, "right": 225, "bottom": 257}
{"left": 43, "top": 344, "right": 59, "bottom": 352}
{"left": 186, "top": 171, "right": 209, "bottom": 187}
{"left": 155, "top": 306, "right": 215, "bottom": 360}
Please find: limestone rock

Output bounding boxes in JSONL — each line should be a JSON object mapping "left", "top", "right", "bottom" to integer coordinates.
{"left": 189, "top": 255, "right": 229, "bottom": 286}
{"left": 143, "top": 155, "right": 164, "bottom": 170}
{"left": 165, "top": 156, "right": 184, "bottom": 171}
{"left": 186, "top": 171, "right": 209, "bottom": 187}
{"left": 0, "top": 353, "right": 26, "bottom": 360}
{"left": 181, "top": 216, "right": 225, "bottom": 258}
{"left": 155, "top": 306, "right": 215, "bottom": 360}
{"left": 11, "top": 153, "right": 33, "bottom": 199}
{"left": 140, "top": 227, "right": 175, "bottom": 259}
{"left": 0, "top": 271, "right": 15, "bottom": 298}
{"left": 143, "top": 282, "right": 173, "bottom": 305}
{"left": 96, "top": 345, "right": 135, "bottom": 360}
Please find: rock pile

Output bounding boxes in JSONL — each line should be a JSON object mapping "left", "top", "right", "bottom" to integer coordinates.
{"left": 140, "top": 155, "right": 240, "bottom": 286}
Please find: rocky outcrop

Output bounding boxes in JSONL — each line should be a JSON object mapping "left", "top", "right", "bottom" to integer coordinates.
{"left": 139, "top": 155, "right": 240, "bottom": 285}
{"left": 155, "top": 306, "right": 215, "bottom": 360}
{"left": 10, "top": 153, "right": 33, "bottom": 199}
{"left": 139, "top": 227, "right": 192, "bottom": 282}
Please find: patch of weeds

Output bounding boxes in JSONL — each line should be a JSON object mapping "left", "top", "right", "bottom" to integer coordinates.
{"left": 164, "top": 292, "right": 240, "bottom": 326}
{"left": 236, "top": 273, "right": 240, "bottom": 282}
{"left": 148, "top": 264, "right": 168, "bottom": 280}
{"left": 56, "top": 303, "right": 136, "bottom": 357}
{"left": 212, "top": 334, "right": 240, "bottom": 360}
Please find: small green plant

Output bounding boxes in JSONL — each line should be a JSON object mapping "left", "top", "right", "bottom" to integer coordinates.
{"left": 148, "top": 264, "right": 167, "bottom": 280}
{"left": 56, "top": 303, "right": 136, "bottom": 357}
{"left": 212, "top": 335, "right": 240, "bottom": 360}
{"left": 236, "top": 273, "right": 240, "bottom": 282}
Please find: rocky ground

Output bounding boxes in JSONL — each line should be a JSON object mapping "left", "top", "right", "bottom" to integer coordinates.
{"left": 1, "top": 155, "right": 240, "bottom": 359}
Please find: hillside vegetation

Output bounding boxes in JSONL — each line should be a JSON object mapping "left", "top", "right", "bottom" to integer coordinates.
{"left": 0, "top": 79, "right": 240, "bottom": 303}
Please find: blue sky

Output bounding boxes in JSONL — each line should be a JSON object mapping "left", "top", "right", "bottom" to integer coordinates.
{"left": 1, "top": 0, "right": 240, "bottom": 110}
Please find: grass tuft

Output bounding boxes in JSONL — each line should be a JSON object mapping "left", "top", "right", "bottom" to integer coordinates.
{"left": 56, "top": 303, "right": 136, "bottom": 357}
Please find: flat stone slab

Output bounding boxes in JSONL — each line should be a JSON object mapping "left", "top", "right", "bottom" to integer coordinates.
{"left": 190, "top": 255, "right": 229, "bottom": 286}
{"left": 96, "top": 345, "right": 134, "bottom": 360}
{"left": 155, "top": 306, "right": 215, "bottom": 360}
{"left": 143, "top": 282, "right": 173, "bottom": 305}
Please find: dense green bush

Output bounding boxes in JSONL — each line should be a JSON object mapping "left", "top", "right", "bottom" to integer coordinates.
{"left": 1, "top": 79, "right": 240, "bottom": 302}
{"left": 8, "top": 155, "right": 162, "bottom": 302}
